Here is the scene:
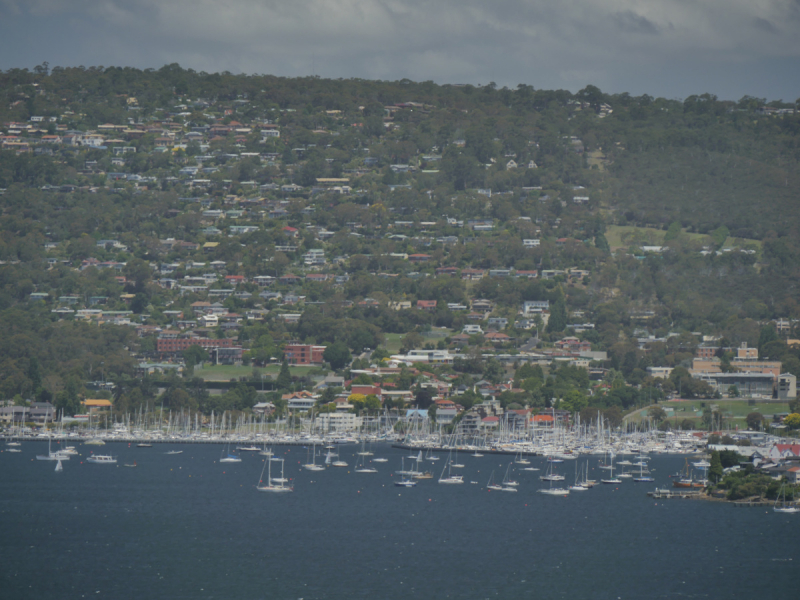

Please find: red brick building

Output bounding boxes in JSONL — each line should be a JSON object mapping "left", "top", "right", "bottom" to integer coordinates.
{"left": 284, "top": 343, "right": 326, "bottom": 365}
{"left": 157, "top": 336, "right": 233, "bottom": 354}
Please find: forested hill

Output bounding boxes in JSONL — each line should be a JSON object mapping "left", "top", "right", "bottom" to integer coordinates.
{"left": 0, "top": 64, "right": 798, "bottom": 416}
{"left": 2, "top": 65, "right": 798, "bottom": 236}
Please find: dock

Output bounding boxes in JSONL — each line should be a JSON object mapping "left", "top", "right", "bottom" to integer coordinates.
{"left": 647, "top": 488, "right": 705, "bottom": 499}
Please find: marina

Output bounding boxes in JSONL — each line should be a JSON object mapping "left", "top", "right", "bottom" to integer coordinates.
{"left": 2, "top": 441, "right": 797, "bottom": 600}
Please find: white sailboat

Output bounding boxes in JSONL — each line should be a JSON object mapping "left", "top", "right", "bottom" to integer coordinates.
{"left": 633, "top": 460, "right": 655, "bottom": 483}
{"left": 601, "top": 453, "right": 621, "bottom": 484}
{"left": 356, "top": 439, "right": 373, "bottom": 457}
{"left": 502, "top": 462, "right": 519, "bottom": 487}
{"left": 449, "top": 448, "right": 464, "bottom": 469}
{"left": 569, "top": 461, "right": 589, "bottom": 491}
{"left": 303, "top": 444, "right": 325, "bottom": 471}
{"left": 438, "top": 451, "right": 464, "bottom": 484}
{"left": 257, "top": 457, "right": 293, "bottom": 493}
{"left": 539, "top": 460, "right": 565, "bottom": 482}
{"left": 54, "top": 459, "right": 63, "bottom": 472}
{"left": 773, "top": 483, "right": 799, "bottom": 514}
{"left": 219, "top": 442, "right": 242, "bottom": 463}
{"left": 36, "top": 436, "right": 71, "bottom": 461}
{"left": 486, "top": 470, "right": 504, "bottom": 491}
{"left": 394, "top": 458, "right": 417, "bottom": 487}
{"left": 331, "top": 450, "right": 348, "bottom": 468}
{"left": 354, "top": 453, "right": 378, "bottom": 473}
{"left": 538, "top": 462, "right": 570, "bottom": 496}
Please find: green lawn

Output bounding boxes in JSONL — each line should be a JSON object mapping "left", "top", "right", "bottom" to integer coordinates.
{"left": 382, "top": 333, "right": 405, "bottom": 354}
{"left": 626, "top": 399, "right": 791, "bottom": 426}
{"left": 194, "top": 363, "right": 316, "bottom": 381}
{"left": 605, "top": 225, "right": 760, "bottom": 252}
{"left": 424, "top": 327, "right": 453, "bottom": 339}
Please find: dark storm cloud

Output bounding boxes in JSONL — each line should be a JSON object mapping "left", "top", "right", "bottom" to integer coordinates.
{"left": 751, "top": 17, "right": 778, "bottom": 33}
{"left": 0, "top": 0, "right": 798, "bottom": 101}
{"left": 613, "top": 10, "right": 661, "bottom": 35}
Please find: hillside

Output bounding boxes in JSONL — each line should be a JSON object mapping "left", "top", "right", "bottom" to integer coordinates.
{"left": 0, "top": 65, "right": 798, "bottom": 421}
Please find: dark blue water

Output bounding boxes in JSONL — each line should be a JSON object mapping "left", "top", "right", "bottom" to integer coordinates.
{"left": 0, "top": 443, "right": 796, "bottom": 599}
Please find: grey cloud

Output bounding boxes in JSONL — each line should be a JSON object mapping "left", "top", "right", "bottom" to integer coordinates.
{"left": 613, "top": 10, "right": 660, "bottom": 34}
{"left": 0, "top": 0, "right": 799, "bottom": 101}
{"left": 751, "top": 17, "right": 778, "bottom": 33}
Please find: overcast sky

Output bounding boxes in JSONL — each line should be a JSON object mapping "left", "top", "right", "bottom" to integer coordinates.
{"left": 2, "top": 0, "right": 799, "bottom": 102}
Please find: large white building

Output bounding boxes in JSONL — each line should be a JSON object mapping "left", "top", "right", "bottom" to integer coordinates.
{"left": 315, "top": 412, "right": 362, "bottom": 432}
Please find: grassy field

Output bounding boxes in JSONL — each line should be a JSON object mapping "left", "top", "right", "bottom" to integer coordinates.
{"left": 194, "top": 363, "right": 318, "bottom": 382}
{"left": 383, "top": 333, "right": 405, "bottom": 354}
{"left": 586, "top": 150, "right": 607, "bottom": 171}
{"left": 626, "top": 399, "right": 791, "bottom": 427}
{"left": 604, "top": 225, "right": 760, "bottom": 252}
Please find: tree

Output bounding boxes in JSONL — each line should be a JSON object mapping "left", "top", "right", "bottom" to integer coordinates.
{"left": 603, "top": 406, "right": 624, "bottom": 429}
{"left": 364, "top": 394, "right": 381, "bottom": 412}
{"left": 708, "top": 450, "right": 723, "bottom": 484}
{"left": 595, "top": 233, "right": 610, "bottom": 253}
{"left": 323, "top": 341, "right": 352, "bottom": 370}
{"left": 784, "top": 413, "right": 800, "bottom": 430}
{"left": 352, "top": 373, "right": 373, "bottom": 385}
{"left": 648, "top": 405, "right": 668, "bottom": 424}
{"left": 745, "top": 411, "right": 763, "bottom": 431}
{"left": 758, "top": 325, "right": 779, "bottom": 355}
{"left": 427, "top": 403, "right": 438, "bottom": 424}
{"left": 371, "top": 347, "right": 390, "bottom": 362}
{"left": 415, "top": 386, "right": 434, "bottom": 409}
{"left": 348, "top": 393, "right": 367, "bottom": 413}
{"left": 54, "top": 376, "right": 82, "bottom": 417}
{"left": 546, "top": 297, "right": 567, "bottom": 333}
{"left": 662, "top": 221, "right": 681, "bottom": 242}
{"left": 402, "top": 331, "right": 424, "bottom": 350}
{"left": 276, "top": 359, "right": 292, "bottom": 390}
{"left": 182, "top": 344, "right": 209, "bottom": 369}
{"left": 562, "top": 389, "right": 588, "bottom": 413}
{"left": 483, "top": 358, "right": 505, "bottom": 384}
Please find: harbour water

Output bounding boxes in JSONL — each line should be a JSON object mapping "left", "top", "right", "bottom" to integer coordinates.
{"left": 1, "top": 443, "right": 796, "bottom": 599}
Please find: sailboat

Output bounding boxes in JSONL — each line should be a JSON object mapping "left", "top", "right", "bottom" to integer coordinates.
{"left": 54, "top": 459, "right": 63, "bottom": 472}
{"left": 36, "top": 435, "right": 71, "bottom": 461}
{"left": 438, "top": 451, "right": 464, "bottom": 484}
{"left": 569, "top": 461, "right": 589, "bottom": 491}
{"left": 331, "top": 450, "right": 348, "bottom": 467}
{"left": 219, "top": 441, "right": 242, "bottom": 463}
{"left": 394, "top": 458, "right": 417, "bottom": 487}
{"left": 539, "top": 460, "right": 570, "bottom": 496}
{"left": 425, "top": 447, "right": 440, "bottom": 461}
{"left": 514, "top": 450, "right": 530, "bottom": 465}
{"left": 502, "top": 462, "right": 519, "bottom": 487}
{"left": 354, "top": 453, "right": 378, "bottom": 473}
{"left": 257, "top": 457, "right": 293, "bottom": 493}
{"left": 303, "top": 444, "right": 325, "bottom": 471}
{"left": 601, "top": 453, "right": 621, "bottom": 484}
{"left": 449, "top": 448, "right": 464, "bottom": 469}
{"left": 356, "top": 439, "right": 373, "bottom": 457}
{"left": 773, "top": 483, "right": 799, "bottom": 514}
{"left": 486, "top": 470, "right": 504, "bottom": 491}
{"left": 6, "top": 432, "right": 22, "bottom": 452}
{"left": 633, "top": 459, "right": 655, "bottom": 483}
{"left": 540, "top": 460, "right": 565, "bottom": 482}
{"left": 672, "top": 458, "right": 703, "bottom": 488}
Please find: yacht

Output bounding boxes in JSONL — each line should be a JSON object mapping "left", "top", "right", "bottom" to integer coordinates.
{"left": 257, "top": 458, "right": 293, "bottom": 493}
{"left": 86, "top": 454, "right": 117, "bottom": 464}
